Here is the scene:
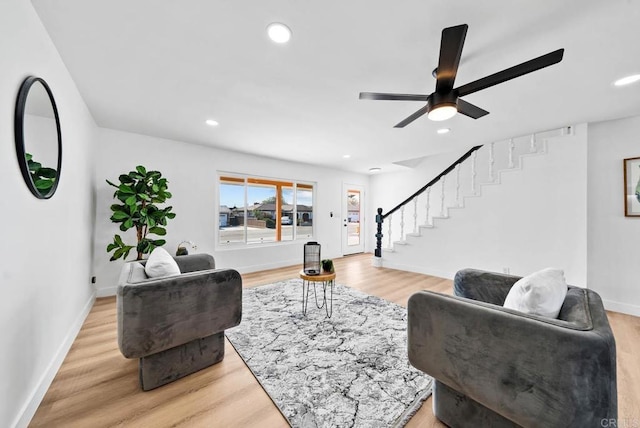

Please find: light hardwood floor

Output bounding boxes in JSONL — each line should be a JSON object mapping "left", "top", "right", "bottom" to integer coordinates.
{"left": 31, "top": 253, "right": 639, "bottom": 427}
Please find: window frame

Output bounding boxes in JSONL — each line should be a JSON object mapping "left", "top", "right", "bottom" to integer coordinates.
{"left": 217, "top": 172, "right": 315, "bottom": 248}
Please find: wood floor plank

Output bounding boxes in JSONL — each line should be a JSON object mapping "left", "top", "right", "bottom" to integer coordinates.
{"left": 30, "top": 253, "right": 637, "bottom": 427}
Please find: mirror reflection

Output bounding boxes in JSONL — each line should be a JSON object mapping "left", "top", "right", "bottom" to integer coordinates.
{"left": 15, "top": 76, "right": 62, "bottom": 199}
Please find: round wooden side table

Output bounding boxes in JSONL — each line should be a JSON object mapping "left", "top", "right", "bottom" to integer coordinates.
{"left": 299, "top": 270, "right": 336, "bottom": 318}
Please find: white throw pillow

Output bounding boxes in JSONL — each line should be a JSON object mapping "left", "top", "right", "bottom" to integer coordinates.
{"left": 145, "top": 247, "right": 181, "bottom": 278}
{"left": 503, "top": 268, "right": 568, "bottom": 318}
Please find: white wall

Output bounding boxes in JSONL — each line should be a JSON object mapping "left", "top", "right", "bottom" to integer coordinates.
{"left": 372, "top": 125, "right": 588, "bottom": 287}
{"left": 0, "top": 1, "right": 97, "bottom": 426}
{"left": 587, "top": 116, "right": 640, "bottom": 316}
{"left": 92, "top": 128, "right": 370, "bottom": 296}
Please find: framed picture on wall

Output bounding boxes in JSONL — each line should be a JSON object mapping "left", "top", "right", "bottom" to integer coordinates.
{"left": 624, "top": 157, "right": 640, "bottom": 217}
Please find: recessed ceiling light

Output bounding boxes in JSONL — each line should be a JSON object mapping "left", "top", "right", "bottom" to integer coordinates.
{"left": 613, "top": 74, "right": 640, "bottom": 87}
{"left": 205, "top": 119, "right": 219, "bottom": 127}
{"left": 437, "top": 128, "right": 451, "bottom": 134}
{"left": 369, "top": 167, "right": 382, "bottom": 173}
{"left": 343, "top": 154, "right": 351, "bottom": 159}
{"left": 267, "top": 22, "right": 292, "bottom": 44}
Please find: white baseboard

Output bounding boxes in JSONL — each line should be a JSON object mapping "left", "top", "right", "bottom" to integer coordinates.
{"left": 13, "top": 292, "right": 96, "bottom": 428}
{"left": 602, "top": 299, "right": 640, "bottom": 317}
{"left": 96, "top": 285, "right": 118, "bottom": 297}
{"left": 380, "top": 259, "right": 455, "bottom": 280}
{"left": 234, "top": 258, "right": 302, "bottom": 274}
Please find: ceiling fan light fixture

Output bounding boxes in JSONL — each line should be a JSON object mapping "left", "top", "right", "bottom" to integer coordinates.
{"left": 267, "top": 22, "right": 292, "bottom": 44}
{"left": 427, "top": 104, "right": 457, "bottom": 121}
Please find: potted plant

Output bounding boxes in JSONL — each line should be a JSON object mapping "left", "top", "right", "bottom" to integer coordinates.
{"left": 106, "top": 165, "right": 176, "bottom": 261}
{"left": 322, "top": 259, "right": 334, "bottom": 273}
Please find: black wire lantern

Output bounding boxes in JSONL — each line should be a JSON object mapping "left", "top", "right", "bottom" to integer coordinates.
{"left": 303, "top": 241, "right": 321, "bottom": 275}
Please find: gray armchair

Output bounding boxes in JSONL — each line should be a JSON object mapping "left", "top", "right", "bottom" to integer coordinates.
{"left": 408, "top": 268, "right": 616, "bottom": 428}
{"left": 117, "top": 253, "right": 242, "bottom": 390}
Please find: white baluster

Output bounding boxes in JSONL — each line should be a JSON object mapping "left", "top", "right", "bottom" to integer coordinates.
{"left": 471, "top": 150, "right": 477, "bottom": 195}
{"left": 488, "top": 142, "right": 495, "bottom": 182}
{"left": 413, "top": 197, "right": 418, "bottom": 234}
{"left": 530, "top": 134, "right": 537, "bottom": 153}
{"left": 508, "top": 138, "right": 515, "bottom": 168}
{"left": 387, "top": 214, "right": 392, "bottom": 249}
{"left": 400, "top": 205, "right": 405, "bottom": 242}
{"left": 440, "top": 176, "right": 446, "bottom": 217}
{"left": 424, "top": 187, "right": 431, "bottom": 225}
{"left": 455, "top": 164, "right": 461, "bottom": 207}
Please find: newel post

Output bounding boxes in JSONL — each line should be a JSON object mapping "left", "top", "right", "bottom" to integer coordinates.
{"left": 375, "top": 207, "right": 383, "bottom": 257}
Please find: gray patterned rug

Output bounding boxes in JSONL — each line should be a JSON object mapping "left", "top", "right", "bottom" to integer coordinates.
{"left": 225, "top": 278, "right": 432, "bottom": 427}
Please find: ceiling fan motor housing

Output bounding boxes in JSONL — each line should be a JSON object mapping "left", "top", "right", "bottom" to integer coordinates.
{"left": 428, "top": 92, "right": 458, "bottom": 112}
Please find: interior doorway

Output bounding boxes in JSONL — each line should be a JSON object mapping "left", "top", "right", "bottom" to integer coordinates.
{"left": 342, "top": 184, "right": 365, "bottom": 255}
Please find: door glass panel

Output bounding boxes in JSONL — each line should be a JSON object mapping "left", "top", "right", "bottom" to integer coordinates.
{"left": 347, "top": 190, "right": 361, "bottom": 246}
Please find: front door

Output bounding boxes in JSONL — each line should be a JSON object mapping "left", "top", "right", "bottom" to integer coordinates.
{"left": 342, "top": 184, "right": 365, "bottom": 255}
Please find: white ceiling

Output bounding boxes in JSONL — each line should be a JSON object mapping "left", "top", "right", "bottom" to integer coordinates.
{"left": 32, "top": 0, "right": 640, "bottom": 174}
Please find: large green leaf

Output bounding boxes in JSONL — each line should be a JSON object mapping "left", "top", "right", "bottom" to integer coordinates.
{"left": 152, "top": 239, "right": 167, "bottom": 247}
{"left": 112, "top": 247, "right": 127, "bottom": 260}
{"left": 118, "top": 184, "right": 135, "bottom": 194}
{"left": 111, "top": 211, "right": 129, "bottom": 220}
{"left": 34, "top": 179, "right": 54, "bottom": 190}
{"left": 124, "top": 218, "right": 134, "bottom": 229}
{"left": 139, "top": 193, "right": 151, "bottom": 201}
{"left": 38, "top": 167, "right": 57, "bottom": 179}
{"left": 149, "top": 226, "right": 166, "bottom": 236}
{"left": 28, "top": 161, "right": 42, "bottom": 172}
{"left": 119, "top": 174, "right": 134, "bottom": 184}
{"left": 125, "top": 195, "right": 137, "bottom": 206}
{"left": 114, "top": 235, "right": 124, "bottom": 246}
{"left": 136, "top": 165, "right": 147, "bottom": 175}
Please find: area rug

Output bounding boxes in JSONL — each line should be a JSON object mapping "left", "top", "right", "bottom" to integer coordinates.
{"left": 225, "top": 278, "right": 433, "bottom": 427}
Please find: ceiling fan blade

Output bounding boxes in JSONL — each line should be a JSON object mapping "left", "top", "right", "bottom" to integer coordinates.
{"left": 394, "top": 105, "right": 430, "bottom": 128}
{"left": 456, "top": 48, "right": 564, "bottom": 97}
{"left": 435, "top": 24, "right": 468, "bottom": 93}
{"left": 359, "top": 92, "right": 429, "bottom": 101}
{"left": 457, "top": 99, "right": 489, "bottom": 119}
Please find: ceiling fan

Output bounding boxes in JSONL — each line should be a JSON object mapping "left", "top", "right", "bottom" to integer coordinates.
{"left": 359, "top": 24, "right": 564, "bottom": 127}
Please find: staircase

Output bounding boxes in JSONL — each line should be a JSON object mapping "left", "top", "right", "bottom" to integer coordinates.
{"left": 374, "top": 125, "right": 581, "bottom": 279}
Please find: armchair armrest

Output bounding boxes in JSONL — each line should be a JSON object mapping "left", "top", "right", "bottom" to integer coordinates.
{"left": 173, "top": 253, "right": 215, "bottom": 273}
{"left": 408, "top": 290, "right": 616, "bottom": 427}
{"left": 454, "top": 268, "right": 520, "bottom": 305}
{"left": 117, "top": 268, "right": 242, "bottom": 358}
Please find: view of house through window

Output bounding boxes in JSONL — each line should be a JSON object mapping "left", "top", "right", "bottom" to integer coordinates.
{"left": 219, "top": 175, "right": 314, "bottom": 245}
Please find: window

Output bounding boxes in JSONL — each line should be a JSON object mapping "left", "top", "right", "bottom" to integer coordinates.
{"left": 219, "top": 174, "right": 314, "bottom": 245}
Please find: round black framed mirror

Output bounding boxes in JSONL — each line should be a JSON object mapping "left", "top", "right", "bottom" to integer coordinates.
{"left": 14, "top": 76, "right": 62, "bottom": 199}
